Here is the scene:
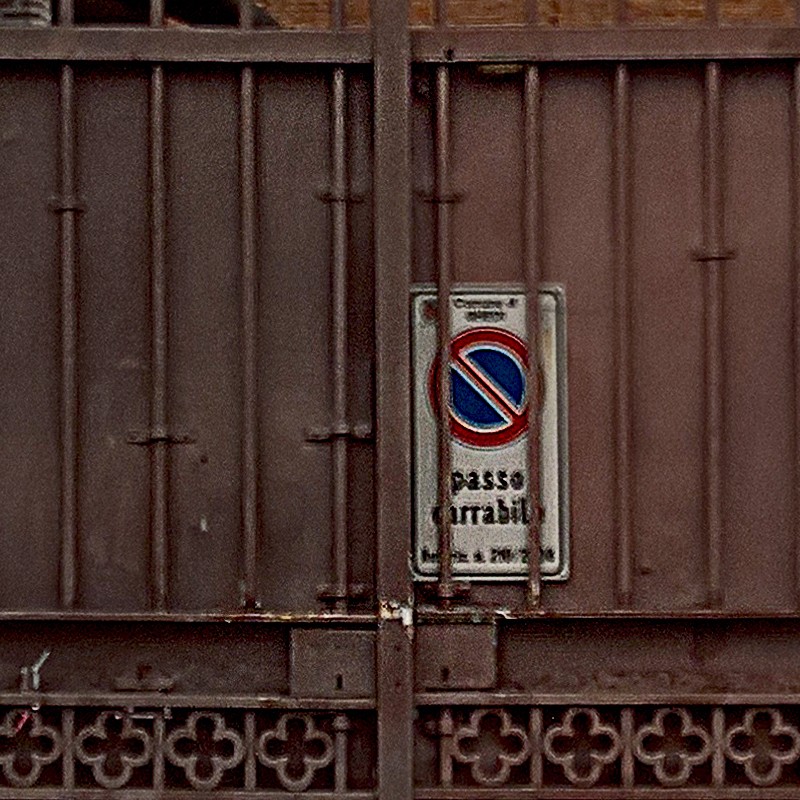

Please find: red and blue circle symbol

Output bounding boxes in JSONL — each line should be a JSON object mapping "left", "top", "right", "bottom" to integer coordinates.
{"left": 429, "top": 328, "right": 529, "bottom": 449}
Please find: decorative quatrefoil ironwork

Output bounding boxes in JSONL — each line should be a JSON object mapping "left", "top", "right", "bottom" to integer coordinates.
{"left": 75, "top": 711, "right": 152, "bottom": 789}
{"left": 543, "top": 708, "right": 622, "bottom": 787}
{"left": 634, "top": 707, "right": 713, "bottom": 786}
{"left": 725, "top": 708, "right": 800, "bottom": 786}
{"left": 451, "top": 709, "right": 530, "bottom": 786}
{"left": 0, "top": 710, "right": 62, "bottom": 788}
{"left": 165, "top": 712, "right": 245, "bottom": 790}
{"left": 257, "top": 713, "right": 335, "bottom": 791}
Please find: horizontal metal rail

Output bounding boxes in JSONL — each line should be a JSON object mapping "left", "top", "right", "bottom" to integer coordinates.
{"left": 0, "top": 792, "right": 376, "bottom": 800}
{"left": 0, "top": 28, "right": 371, "bottom": 61}
{"left": 416, "top": 691, "right": 800, "bottom": 706}
{"left": 413, "top": 27, "right": 800, "bottom": 61}
{"left": 0, "top": 610, "right": 376, "bottom": 623}
{"left": 5, "top": 607, "right": 800, "bottom": 621}
{"left": 416, "top": 791, "right": 800, "bottom": 799}
{"left": 6, "top": 27, "right": 800, "bottom": 62}
{"left": 0, "top": 692, "right": 375, "bottom": 709}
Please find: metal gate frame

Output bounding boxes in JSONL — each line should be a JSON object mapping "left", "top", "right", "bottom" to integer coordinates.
{"left": 6, "top": 3, "right": 800, "bottom": 798}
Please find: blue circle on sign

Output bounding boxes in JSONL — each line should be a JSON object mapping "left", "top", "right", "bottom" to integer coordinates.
{"left": 429, "top": 327, "right": 529, "bottom": 448}
{"left": 452, "top": 345, "right": 526, "bottom": 431}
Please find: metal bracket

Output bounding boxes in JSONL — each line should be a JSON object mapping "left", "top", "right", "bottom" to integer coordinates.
{"left": 290, "top": 629, "right": 375, "bottom": 698}
{"left": 476, "top": 63, "right": 525, "bottom": 77}
{"left": 317, "top": 582, "right": 371, "bottom": 603}
{"left": 48, "top": 195, "right": 86, "bottom": 214}
{"left": 692, "top": 248, "right": 736, "bottom": 263}
{"left": 418, "top": 191, "right": 463, "bottom": 205}
{"left": 1, "top": 0, "right": 50, "bottom": 26}
{"left": 126, "top": 428, "right": 196, "bottom": 447}
{"left": 305, "top": 422, "right": 373, "bottom": 443}
{"left": 415, "top": 624, "right": 497, "bottom": 690}
{"left": 318, "top": 191, "right": 365, "bottom": 204}
{"left": 418, "top": 581, "right": 472, "bottom": 603}
{"left": 19, "top": 649, "right": 50, "bottom": 693}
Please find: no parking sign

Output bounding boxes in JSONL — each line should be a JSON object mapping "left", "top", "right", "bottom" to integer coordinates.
{"left": 412, "top": 286, "right": 569, "bottom": 581}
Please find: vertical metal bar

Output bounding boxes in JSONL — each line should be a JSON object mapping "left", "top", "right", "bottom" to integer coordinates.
{"left": 528, "top": 708, "right": 542, "bottom": 787}
{"left": 150, "top": 0, "right": 164, "bottom": 26}
{"left": 620, "top": 707, "right": 634, "bottom": 788}
{"left": 240, "top": 64, "right": 259, "bottom": 609}
{"left": 435, "top": 64, "right": 455, "bottom": 603}
{"left": 150, "top": 65, "right": 169, "bottom": 611}
{"left": 153, "top": 712, "right": 166, "bottom": 792}
{"left": 62, "top": 709, "right": 75, "bottom": 792}
{"left": 712, "top": 707, "right": 726, "bottom": 787}
{"left": 373, "top": 0, "right": 411, "bottom": 610}
{"left": 523, "top": 65, "right": 542, "bottom": 609}
{"left": 334, "top": 714, "right": 350, "bottom": 792}
{"left": 330, "top": 66, "right": 350, "bottom": 611}
{"left": 244, "top": 711, "right": 256, "bottom": 789}
{"left": 439, "top": 709, "right": 454, "bottom": 787}
{"left": 703, "top": 61, "right": 725, "bottom": 608}
{"left": 57, "top": 0, "right": 73, "bottom": 24}
{"left": 239, "top": 0, "right": 253, "bottom": 28}
{"left": 59, "top": 63, "right": 79, "bottom": 610}
{"left": 792, "top": 62, "right": 800, "bottom": 608}
{"left": 374, "top": 0, "right": 413, "bottom": 798}
{"left": 332, "top": 0, "right": 345, "bottom": 28}
{"left": 435, "top": 0, "right": 447, "bottom": 27}
{"left": 613, "top": 63, "right": 634, "bottom": 609}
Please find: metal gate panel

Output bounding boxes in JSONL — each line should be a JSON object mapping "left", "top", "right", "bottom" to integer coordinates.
{"left": 537, "top": 65, "right": 616, "bottom": 611}
{"left": 449, "top": 68, "right": 525, "bottom": 284}
{"left": 74, "top": 65, "right": 152, "bottom": 612}
{"left": 0, "top": 64, "right": 62, "bottom": 611}
{"left": 722, "top": 63, "right": 795, "bottom": 610}
{"left": 165, "top": 65, "right": 244, "bottom": 612}
{"left": 408, "top": 59, "right": 800, "bottom": 614}
{"left": 0, "top": 59, "right": 376, "bottom": 615}
{"left": 628, "top": 63, "right": 707, "bottom": 611}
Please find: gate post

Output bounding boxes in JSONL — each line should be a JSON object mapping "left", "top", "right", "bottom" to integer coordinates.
{"left": 374, "top": 0, "right": 414, "bottom": 798}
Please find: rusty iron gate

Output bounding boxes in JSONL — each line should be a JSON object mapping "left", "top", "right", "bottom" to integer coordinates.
{"left": 6, "top": 1, "right": 800, "bottom": 797}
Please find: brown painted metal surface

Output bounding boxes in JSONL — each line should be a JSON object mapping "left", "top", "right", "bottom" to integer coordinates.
{"left": 5, "top": 1, "right": 800, "bottom": 798}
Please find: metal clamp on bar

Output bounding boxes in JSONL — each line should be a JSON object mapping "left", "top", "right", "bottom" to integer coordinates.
{"left": 317, "top": 582, "right": 371, "bottom": 603}
{"left": 126, "top": 428, "right": 196, "bottom": 446}
{"left": 0, "top": 0, "right": 50, "bottom": 26}
{"left": 48, "top": 194, "right": 86, "bottom": 213}
{"left": 319, "top": 190, "right": 365, "bottom": 204}
{"left": 692, "top": 248, "right": 736, "bottom": 262}
{"left": 417, "top": 581, "right": 471, "bottom": 602}
{"left": 418, "top": 190, "right": 463, "bottom": 204}
{"left": 305, "top": 422, "right": 373, "bottom": 442}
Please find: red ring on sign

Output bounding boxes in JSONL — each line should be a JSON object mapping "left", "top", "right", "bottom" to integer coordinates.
{"left": 429, "top": 327, "right": 529, "bottom": 449}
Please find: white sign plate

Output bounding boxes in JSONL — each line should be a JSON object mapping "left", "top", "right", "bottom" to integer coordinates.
{"left": 412, "top": 285, "right": 569, "bottom": 581}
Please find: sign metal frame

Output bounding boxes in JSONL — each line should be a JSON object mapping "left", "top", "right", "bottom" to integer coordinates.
{"left": 411, "top": 283, "right": 570, "bottom": 583}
